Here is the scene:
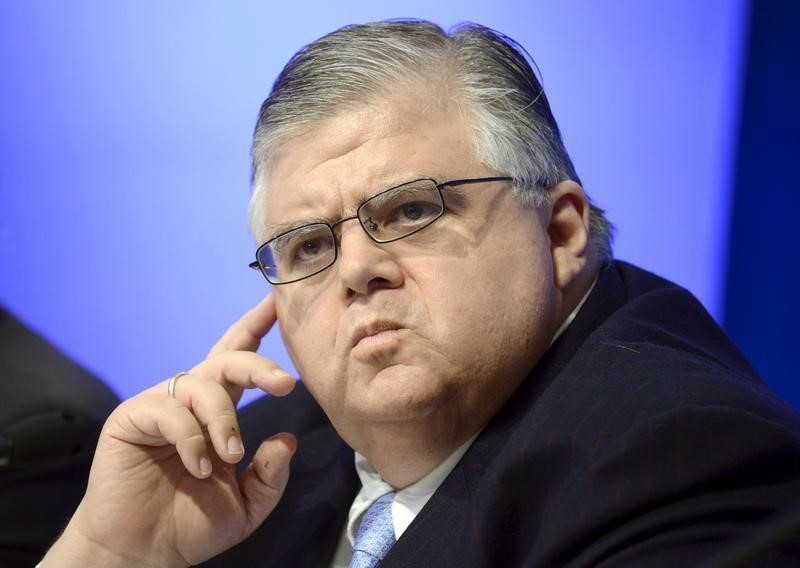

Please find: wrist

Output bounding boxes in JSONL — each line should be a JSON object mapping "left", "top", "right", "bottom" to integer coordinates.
{"left": 41, "top": 517, "right": 187, "bottom": 568}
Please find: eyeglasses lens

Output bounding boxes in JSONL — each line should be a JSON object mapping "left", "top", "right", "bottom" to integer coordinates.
{"left": 359, "top": 180, "right": 443, "bottom": 242}
{"left": 261, "top": 223, "right": 336, "bottom": 283}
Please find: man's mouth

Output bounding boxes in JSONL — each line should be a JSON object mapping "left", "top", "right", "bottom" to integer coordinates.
{"left": 350, "top": 320, "right": 408, "bottom": 354}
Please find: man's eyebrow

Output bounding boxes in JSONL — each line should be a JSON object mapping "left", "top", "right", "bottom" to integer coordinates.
{"left": 265, "top": 217, "right": 331, "bottom": 241}
{"left": 263, "top": 187, "right": 385, "bottom": 240}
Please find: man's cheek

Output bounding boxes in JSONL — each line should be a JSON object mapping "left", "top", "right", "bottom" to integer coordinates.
{"left": 277, "top": 318, "right": 307, "bottom": 374}
{"left": 283, "top": 322, "right": 332, "bottom": 374}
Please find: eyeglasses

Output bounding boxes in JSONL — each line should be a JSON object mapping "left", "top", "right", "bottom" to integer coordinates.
{"left": 249, "top": 176, "right": 513, "bottom": 285}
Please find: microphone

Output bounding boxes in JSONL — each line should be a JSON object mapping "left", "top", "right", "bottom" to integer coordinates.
{"left": 0, "top": 411, "right": 91, "bottom": 470}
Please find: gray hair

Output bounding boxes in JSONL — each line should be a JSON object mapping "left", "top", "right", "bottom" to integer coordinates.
{"left": 249, "top": 19, "right": 613, "bottom": 263}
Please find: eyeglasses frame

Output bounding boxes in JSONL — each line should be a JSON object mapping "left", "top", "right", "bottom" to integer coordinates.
{"left": 249, "top": 176, "right": 514, "bottom": 285}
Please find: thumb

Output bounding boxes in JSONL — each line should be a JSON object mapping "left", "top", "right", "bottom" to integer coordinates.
{"left": 239, "top": 432, "right": 297, "bottom": 533}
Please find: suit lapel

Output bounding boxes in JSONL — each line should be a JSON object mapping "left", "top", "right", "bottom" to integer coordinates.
{"left": 382, "top": 264, "right": 629, "bottom": 566}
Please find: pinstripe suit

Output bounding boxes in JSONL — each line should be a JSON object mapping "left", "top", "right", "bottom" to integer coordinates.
{"left": 204, "top": 261, "right": 800, "bottom": 566}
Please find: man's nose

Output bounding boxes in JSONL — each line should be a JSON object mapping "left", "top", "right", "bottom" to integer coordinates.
{"left": 335, "top": 221, "right": 404, "bottom": 302}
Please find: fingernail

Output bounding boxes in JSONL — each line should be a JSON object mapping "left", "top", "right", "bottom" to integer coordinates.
{"left": 269, "top": 432, "right": 298, "bottom": 454}
{"left": 228, "top": 435, "right": 244, "bottom": 455}
{"left": 272, "top": 368, "right": 292, "bottom": 379}
{"left": 199, "top": 457, "right": 212, "bottom": 476}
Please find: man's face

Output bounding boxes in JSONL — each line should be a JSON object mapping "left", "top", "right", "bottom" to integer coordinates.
{"left": 262, "top": 94, "right": 568, "bottom": 454}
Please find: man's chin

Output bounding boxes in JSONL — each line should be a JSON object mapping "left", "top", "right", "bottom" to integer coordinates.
{"left": 342, "top": 365, "right": 450, "bottom": 422}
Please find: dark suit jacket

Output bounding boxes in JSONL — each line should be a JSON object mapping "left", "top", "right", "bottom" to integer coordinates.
{"left": 205, "top": 261, "right": 800, "bottom": 566}
{"left": 0, "top": 307, "right": 120, "bottom": 567}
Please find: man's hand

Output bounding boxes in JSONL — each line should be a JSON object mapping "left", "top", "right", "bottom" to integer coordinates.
{"left": 42, "top": 295, "right": 297, "bottom": 567}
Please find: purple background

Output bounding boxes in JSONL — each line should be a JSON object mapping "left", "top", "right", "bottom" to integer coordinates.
{"left": 1, "top": 1, "right": 766, "bottom": 407}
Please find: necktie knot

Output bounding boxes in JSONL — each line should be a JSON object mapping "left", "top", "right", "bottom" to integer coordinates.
{"left": 349, "top": 491, "right": 396, "bottom": 568}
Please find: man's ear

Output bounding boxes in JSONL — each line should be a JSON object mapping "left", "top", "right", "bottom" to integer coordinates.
{"left": 547, "top": 181, "right": 591, "bottom": 290}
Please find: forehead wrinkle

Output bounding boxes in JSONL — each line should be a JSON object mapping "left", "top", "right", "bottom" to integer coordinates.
{"left": 282, "top": 137, "right": 413, "bottom": 218}
{"left": 308, "top": 128, "right": 412, "bottom": 181}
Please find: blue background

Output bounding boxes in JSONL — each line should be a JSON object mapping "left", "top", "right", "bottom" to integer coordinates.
{"left": 1, "top": 1, "right": 796, "bottom": 408}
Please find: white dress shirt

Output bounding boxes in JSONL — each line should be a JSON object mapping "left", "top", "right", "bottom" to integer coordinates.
{"left": 330, "top": 435, "right": 476, "bottom": 567}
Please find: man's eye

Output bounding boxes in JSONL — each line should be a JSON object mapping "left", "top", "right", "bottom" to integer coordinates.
{"left": 393, "top": 201, "right": 438, "bottom": 224}
{"left": 401, "top": 202, "right": 426, "bottom": 221}
{"left": 293, "top": 238, "right": 326, "bottom": 261}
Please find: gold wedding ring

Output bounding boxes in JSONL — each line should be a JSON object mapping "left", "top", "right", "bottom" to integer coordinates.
{"left": 167, "top": 371, "right": 190, "bottom": 398}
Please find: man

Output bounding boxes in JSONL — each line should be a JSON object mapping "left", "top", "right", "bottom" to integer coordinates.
{"left": 42, "top": 20, "right": 800, "bottom": 567}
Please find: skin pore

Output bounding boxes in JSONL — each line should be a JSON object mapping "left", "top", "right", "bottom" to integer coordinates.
{"left": 261, "top": 91, "right": 596, "bottom": 488}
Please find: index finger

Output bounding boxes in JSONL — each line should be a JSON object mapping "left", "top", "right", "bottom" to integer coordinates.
{"left": 208, "top": 294, "right": 277, "bottom": 357}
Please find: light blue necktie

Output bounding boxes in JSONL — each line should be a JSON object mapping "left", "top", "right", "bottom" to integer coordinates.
{"left": 349, "top": 491, "right": 397, "bottom": 568}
